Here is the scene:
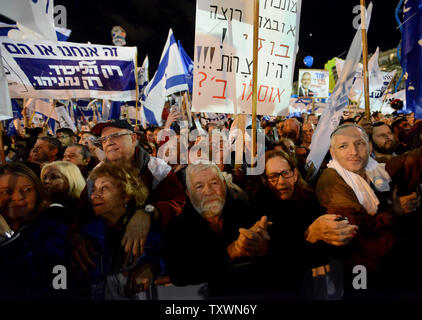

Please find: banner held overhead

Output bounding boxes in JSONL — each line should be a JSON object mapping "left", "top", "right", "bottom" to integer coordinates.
{"left": 192, "top": 0, "right": 302, "bottom": 116}
{"left": 1, "top": 38, "right": 137, "bottom": 101}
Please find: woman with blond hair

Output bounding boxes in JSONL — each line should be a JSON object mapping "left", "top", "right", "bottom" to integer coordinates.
{"left": 41, "top": 161, "right": 86, "bottom": 211}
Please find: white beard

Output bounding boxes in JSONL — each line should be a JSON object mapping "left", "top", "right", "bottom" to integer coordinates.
{"left": 193, "top": 198, "right": 225, "bottom": 219}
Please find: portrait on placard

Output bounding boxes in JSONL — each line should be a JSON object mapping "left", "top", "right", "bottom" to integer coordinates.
{"left": 298, "top": 69, "right": 329, "bottom": 98}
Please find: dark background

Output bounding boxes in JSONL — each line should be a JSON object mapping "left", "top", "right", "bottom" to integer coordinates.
{"left": 7, "top": 0, "right": 404, "bottom": 80}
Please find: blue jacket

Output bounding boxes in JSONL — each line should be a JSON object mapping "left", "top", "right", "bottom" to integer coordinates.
{"left": 77, "top": 217, "right": 164, "bottom": 300}
{"left": 0, "top": 205, "right": 70, "bottom": 299}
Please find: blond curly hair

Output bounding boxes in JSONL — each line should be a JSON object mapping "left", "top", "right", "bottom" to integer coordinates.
{"left": 89, "top": 162, "right": 149, "bottom": 209}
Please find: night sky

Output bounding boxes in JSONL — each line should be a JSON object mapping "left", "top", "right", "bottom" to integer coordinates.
{"left": 9, "top": 0, "right": 404, "bottom": 80}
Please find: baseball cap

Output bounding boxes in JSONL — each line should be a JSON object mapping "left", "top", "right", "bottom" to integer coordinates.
{"left": 91, "top": 119, "right": 134, "bottom": 136}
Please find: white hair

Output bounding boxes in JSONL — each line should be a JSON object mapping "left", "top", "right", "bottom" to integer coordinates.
{"left": 185, "top": 160, "right": 225, "bottom": 194}
{"left": 330, "top": 124, "right": 369, "bottom": 147}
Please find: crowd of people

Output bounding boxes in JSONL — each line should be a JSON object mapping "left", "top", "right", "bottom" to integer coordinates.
{"left": 0, "top": 106, "right": 421, "bottom": 300}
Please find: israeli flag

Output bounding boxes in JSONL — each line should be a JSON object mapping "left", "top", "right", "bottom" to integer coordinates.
{"left": 109, "top": 101, "right": 123, "bottom": 120}
{"left": 401, "top": 0, "right": 422, "bottom": 119}
{"left": 178, "top": 40, "right": 194, "bottom": 94}
{"left": 0, "top": 47, "right": 12, "bottom": 120}
{"left": 0, "top": 22, "right": 71, "bottom": 41}
{"left": 11, "top": 99, "right": 23, "bottom": 119}
{"left": 75, "top": 99, "right": 93, "bottom": 118}
{"left": 24, "top": 98, "right": 57, "bottom": 120}
{"left": 0, "top": 0, "right": 57, "bottom": 41}
{"left": 305, "top": 3, "right": 373, "bottom": 180}
{"left": 143, "top": 29, "right": 189, "bottom": 125}
{"left": 138, "top": 55, "right": 149, "bottom": 89}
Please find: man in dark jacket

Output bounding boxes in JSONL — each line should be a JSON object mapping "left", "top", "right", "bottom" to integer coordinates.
{"left": 165, "top": 161, "right": 269, "bottom": 297}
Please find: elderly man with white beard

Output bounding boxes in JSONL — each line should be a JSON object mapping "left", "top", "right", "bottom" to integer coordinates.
{"left": 164, "top": 161, "right": 270, "bottom": 297}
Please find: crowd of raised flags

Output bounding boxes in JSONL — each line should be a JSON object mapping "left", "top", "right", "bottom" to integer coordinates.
{"left": 0, "top": 0, "right": 420, "bottom": 157}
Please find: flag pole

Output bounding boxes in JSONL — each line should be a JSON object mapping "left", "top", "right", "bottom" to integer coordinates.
{"left": 0, "top": 122, "right": 6, "bottom": 164}
{"left": 360, "top": 0, "right": 370, "bottom": 120}
{"left": 251, "top": 0, "right": 260, "bottom": 160}
{"left": 22, "top": 99, "right": 29, "bottom": 128}
{"left": 183, "top": 91, "right": 193, "bottom": 128}
{"left": 134, "top": 51, "right": 139, "bottom": 130}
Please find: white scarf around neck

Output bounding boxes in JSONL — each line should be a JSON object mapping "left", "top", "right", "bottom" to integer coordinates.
{"left": 327, "top": 157, "right": 391, "bottom": 215}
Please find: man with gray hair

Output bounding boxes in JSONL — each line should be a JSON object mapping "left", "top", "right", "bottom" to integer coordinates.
{"left": 165, "top": 161, "right": 270, "bottom": 297}
{"left": 316, "top": 124, "right": 421, "bottom": 298}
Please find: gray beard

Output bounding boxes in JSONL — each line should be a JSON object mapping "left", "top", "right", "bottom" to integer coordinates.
{"left": 192, "top": 200, "right": 225, "bottom": 219}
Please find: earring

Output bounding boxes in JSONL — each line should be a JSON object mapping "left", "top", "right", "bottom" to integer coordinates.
{"left": 124, "top": 202, "right": 128, "bottom": 208}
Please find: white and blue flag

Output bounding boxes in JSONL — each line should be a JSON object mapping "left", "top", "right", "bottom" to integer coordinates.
{"left": 0, "top": 0, "right": 57, "bottom": 41}
{"left": 306, "top": 3, "right": 373, "bottom": 179}
{"left": 0, "top": 22, "right": 71, "bottom": 41}
{"left": 143, "top": 29, "right": 189, "bottom": 125}
{"left": 178, "top": 40, "right": 193, "bottom": 94}
{"left": 0, "top": 47, "right": 12, "bottom": 120}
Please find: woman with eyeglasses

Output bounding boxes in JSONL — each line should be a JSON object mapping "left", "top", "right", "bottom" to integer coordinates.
{"left": 0, "top": 163, "right": 71, "bottom": 299}
{"left": 74, "top": 162, "right": 163, "bottom": 300}
{"left": 248, "top": 150, "right": 346, "bottom": 299}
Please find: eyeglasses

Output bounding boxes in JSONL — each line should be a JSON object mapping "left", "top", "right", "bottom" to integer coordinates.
{"left": 266, "top": 169, "right": 294, "bottom": 183}
{"left": 57, "top": 135, "right": 69, "bottom": 140}
{"left": 98, "top": 132, "right": 132, "bottom": 144}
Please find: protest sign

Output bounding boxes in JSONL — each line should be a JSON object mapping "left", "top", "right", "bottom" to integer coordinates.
{"left": 192, "top": 0, "right": 301, "bottom": 116}
{"left": 1, "top": 38, "right": 137, "bottom": 101}
{"left": 297, "top": 69, "right": 329, "bottom": 98}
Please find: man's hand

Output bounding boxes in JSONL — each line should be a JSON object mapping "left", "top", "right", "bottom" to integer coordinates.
{"left": 227, "top": 216, "right": 270, "bottom": 261}
{"left": 393, "top": 188, "right": 421, "bottom": 215}
{"left": 69, "top": 232, "right": 98, "bottom": 273}
{"left": 121, "top": 209, "right": 151, "bottom": 263}
{"left": 305, "top": 214, "right": 357, "bottom": 246}
{"left": 125, "top": 262, "right": 155, "bottom": 296}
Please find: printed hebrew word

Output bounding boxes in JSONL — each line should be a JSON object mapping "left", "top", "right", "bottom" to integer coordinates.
{"left": 263, "top": 0, "right": 297, "bottom": 13}
{"left": 217, "top": 54, "right": 240, "bottom": 73}
{"left": 241, "top": 80, "right": 285, "bottom": 103}
{"left": 258, "top": 16, "right": 280, "bottom": 32}
{"left": 209, "top": 5, "right": 243, "bottom": 22}
{"left": 34, "top": 45, "right": 57, "bottom": 56}
{"left": 102, "top": 47, "right": 118, "bottom": 57}
{"left": 81, "top": 76, "right": 103, "bottom": 89}
{"left": 265, "top": 62, "right": 286, "bottom": 79}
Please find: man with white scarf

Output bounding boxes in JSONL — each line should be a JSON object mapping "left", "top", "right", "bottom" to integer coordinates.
{"left": 316, "top": 124, "right": 421, "bottom": 298}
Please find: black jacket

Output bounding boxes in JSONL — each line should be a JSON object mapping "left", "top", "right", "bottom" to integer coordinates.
{"left": 164, "top": 193, "right": 257, "bottom": 297}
